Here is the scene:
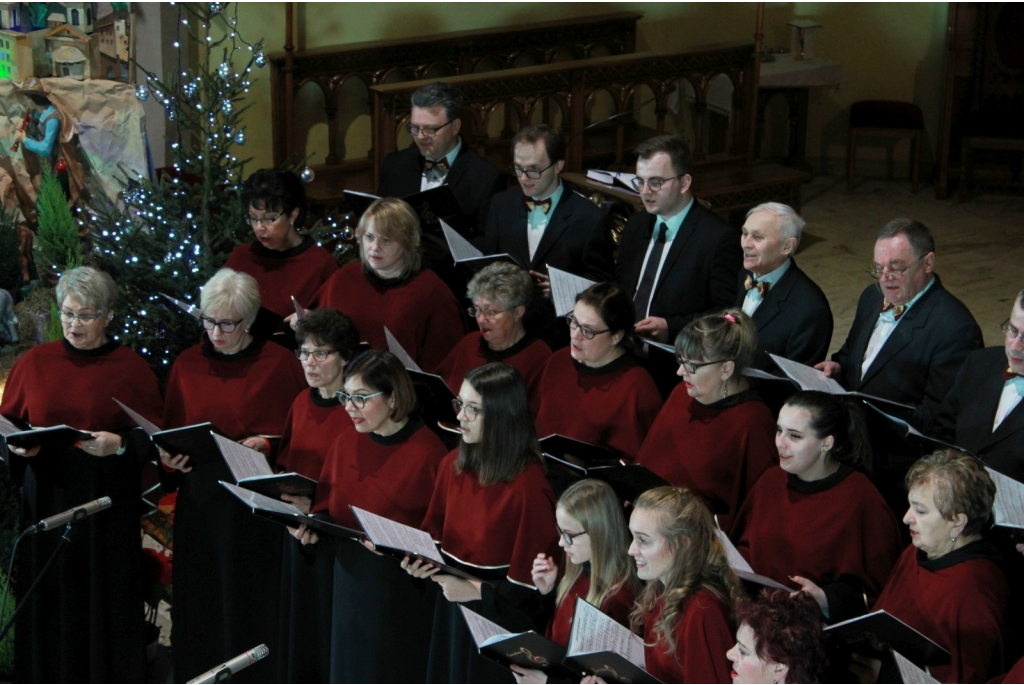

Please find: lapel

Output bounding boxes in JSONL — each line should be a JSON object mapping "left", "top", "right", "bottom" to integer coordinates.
{"left": 529, "top": 189, "right": 575, "bottom": 270}
{"left": 651, "top": 202, "right": 700, "bottom": 298}
{"left": 989, "top": 394, "right": 1024, "bottom": 448}
{"left": 860, "top": 279, "right": 943, "bottom": 387}
{"left": 507, "top": 197, "right": 532, "bottom": 268}
{"left": 625, "top": 213, "right": 657, "bottom": 290}
{"left": 751, "top": 260, "right": 800, "bottom": 330}
{"left": 976, "top": 351, "right": 1024, "bottom": 450}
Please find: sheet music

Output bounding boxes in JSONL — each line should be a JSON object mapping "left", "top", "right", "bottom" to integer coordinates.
{"left": 350, "top": 506, "right": 444, "bottom": 564}
{"left": 585, "top": 169, "right": 640, "bottom": 196}
{"left": 645, "top": 339, "right": 676, "bottom": 354}
{"left": 220, "top": 481, "right": 305, "bottom": 516}
{"left": 986, "top": 467, "right": 1024, "bottom": 529}
{"left": 112, "top": 398, "right": 161, "bottom": 435}
{"left": 770, "top": 354, "right": 848, "bottom": 394}
{"left": 893, "top": 650, "right": 940, "bottom": 684}
{"left": 715, "top": 530, "right": 754, "bottom": 573}
{"left": 347, "top": 190, "right": 380, "bottom": 200}
{"left": 460, "top": 606, "right": 515, "bottom": 647}
{"left": 741, "top": 368, "right": 788, "bottom": 381}
{"left": 440, "top": 219, "right": 484, "bottom": 262}
{"left": 549, "top": 267, "right": 597, "bottom": 317}
{"left": 212, "top": 433, "right": 273, "bottom": 481}
{"left": 0, "top": 415, "right": 22, "bottom": 438}
{"left": 586, "top": 170, "right": 616, "bottom": 184}
{"left": 292, "top": 296, "right": 305, "bottom": 320}
{"left": 384, "top": 327, "right": 422, "bottom": 373}
{"left": 567, "top": 598, "right": 645, "bottom": 668}
{"left": 160, "top": 293, "right": 201, "bottom": 319}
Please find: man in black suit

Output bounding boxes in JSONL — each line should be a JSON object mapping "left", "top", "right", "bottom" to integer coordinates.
{"left": 736, "top": 202, "right": 833, "bottom": 371}
{"left": 933, "top": 292, "right": 1024, "bottom": 482}
{"left": 376, "top": 81, "right": 506, "bottom": 237}
{"left": 616, "top": 135, "right": 742, "bottom": 344}
{"left": 481, "top": 124, "right": 615, "bottom": 287}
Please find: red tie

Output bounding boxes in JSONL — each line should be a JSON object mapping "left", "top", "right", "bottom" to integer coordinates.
{"left": 744, "top": 274, "right": 770, "bottom": 297}
{"left": 881, "top": 300, "right": 906, "bottom": 321}
{"left": 524, "top": 197, "right": 553, "bottom": 214}
{"left": 423, "top": 158, "right": 449, "bottom": 173}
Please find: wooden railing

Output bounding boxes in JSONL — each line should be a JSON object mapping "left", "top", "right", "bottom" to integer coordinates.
{"left": 268, "top": 11, "right": 642, "bottom": 198}
{"left": 370, "top": 42, "right": 759, "bottom": 191}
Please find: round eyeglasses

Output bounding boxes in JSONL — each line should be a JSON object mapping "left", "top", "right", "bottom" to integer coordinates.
{"left": 630, "top": 174, "right": 684, "bottom": 192}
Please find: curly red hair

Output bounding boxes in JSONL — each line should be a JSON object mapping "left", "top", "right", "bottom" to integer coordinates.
{"left": 734, "top": 589, "right": 827, "bottom": 684}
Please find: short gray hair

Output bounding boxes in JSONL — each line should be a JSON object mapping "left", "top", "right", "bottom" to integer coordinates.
{"left": 200, "top": 268, "right": 261, "bottom": 327}
{"left": 467, "top": 262, "right": 533, "bottom": 312}
{"left": 746, "top": 202, "right": 805, "bottom": 245}
{"left": 410, "top": 82, "right": 463, "bottom": 121}
{"left": 56, "top": 266, "right": 117, "bottom": 313}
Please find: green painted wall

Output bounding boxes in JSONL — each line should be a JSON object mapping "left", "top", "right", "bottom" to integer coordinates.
{"left": 227, "top": 2, "right": 949, "bottom": 176}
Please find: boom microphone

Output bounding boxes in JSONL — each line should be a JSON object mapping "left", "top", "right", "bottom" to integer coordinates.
{"left": 187, "top": 644, "right": 270, "bottom": 684}
{"left": 24, "top": 497, "right": 112, "bottom": 535}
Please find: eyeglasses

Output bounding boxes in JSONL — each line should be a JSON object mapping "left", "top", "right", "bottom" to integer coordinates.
{"left": 467, "top": 306, "right": 505, "bottom": 319}
{"left": 868, "top": 253, "right": 926, "bottom": 280}
{"left": 337, "top": 390, "right": 384, "bottom": 409}
{"left": 630, "top": 174, "right": 684, "bottom": 192}
{"left": 59, "top": 310, "right": 101, "bottom": 324}
{"left": 295, "top": 348, "right": 339, "bottom": 362}
{"left": 557, "top": 525, "right": 588, "bottom": 547}
{"left": 245, "top": 213, "right": 283, "bottom": 227}
{"left": 566, "top": 314, "right": 610, "bottom": 340}
{"left": 509, "top": 162, "right": 556, "bottom": 180}
{"left": 452, "top": 398, "right": 483, "bottom": 421}
{"left": 675, "top": 357, "right": 728, "bottom": 374}
{"left": 1001, "top": 320, "right": 1024, "bottom": 343}
{"left": 405, "top": 120, "right": 454, "bottom": 138}
{"left": 200, "top": 315, "right": 243, "bottom": 333}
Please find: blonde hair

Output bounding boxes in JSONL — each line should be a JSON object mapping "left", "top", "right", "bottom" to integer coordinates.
{"left": 629, "top": 486, "right": 743, "bottom": 655}
{"left": 905, "top": 449, "right": 996, "bottom": 537}
{"left": 674, "top": 308, "right": 758, "bottom": 373}
{"left": 555, "top": 480, "right": 639, "bottom": 610}
{"left": 56, "top": 266, "right": 117, "bottom": 313}
{"left": 200, "top": 268, "right": 261, "bottom": 327}
{"left": 356, "top": 197, "right": 422, "bottom": 277}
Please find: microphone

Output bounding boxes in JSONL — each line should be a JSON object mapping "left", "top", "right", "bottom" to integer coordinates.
{"left": 187, "top": 645, "right": 270, "bottom": 684}
{"left": 567, "top": 84, "right": 678, "bottom": 144}
{"left": 25, "top": 497, "right": 112, "bottom": 535}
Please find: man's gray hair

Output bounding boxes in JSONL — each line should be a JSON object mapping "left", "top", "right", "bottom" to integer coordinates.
{"left": 746, "top": 202, "right": 805, "bottom": 245}
{"left": 410, "top": 82, "right": 463, "bottom": 121}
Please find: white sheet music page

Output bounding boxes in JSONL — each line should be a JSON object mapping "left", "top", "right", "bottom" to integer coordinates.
{"left": 160, "top": 293, "right": 201, "bottom": 319}
{"left": 113, "top": 398, "right": 161, "bottom": 435}
{"left": 0, "top": 414, "right": 22, "bottom": 437}
{"left": 350, "top": 506, "right": 444, "bottom": 564}
{"left": 384, "top": 327, "right": 422, "bottom": 373}
{"left": 986, "top": 467, "right": 1024, "bottom": 529}
{"left": 221, "top": 481, "right": 304, "bottom": 516}
{"left": 212, "top": 433, "right": 273, "bottom": 481}
{"left": 567, "top": 598, "right": 646, "bottom": 667}
{"left": 893, "top": 650, "right": 940, "bottom": 684}
{"left": 770, "top": 354, "right": 847, "bottom": 394}
{"left": 549, "top": 267, "right": 597, "bottom": 317}
{"left": 441, "top": 219, "right": 484, "bottom": 262}
{"left": 715, "top": 530, "right": 754, "bottom": 573}
{"left": 459, "top": 606, "right": 515, "bottom": 647}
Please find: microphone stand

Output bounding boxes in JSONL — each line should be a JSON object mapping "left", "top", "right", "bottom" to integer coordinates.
{"left": 0, "top": 522, "right": 77, "bottom": 643}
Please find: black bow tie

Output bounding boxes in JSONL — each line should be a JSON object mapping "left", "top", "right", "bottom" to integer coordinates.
{"left": 423, "top": 158, "right": 449, "bottom": 173}
{"left": 524, "top": 197, "right": 552, "bottom": 214}
{"left": 744, "top": 274, "right": 769, "bottom": 297}
{"left": 881, "top": 300, "right": 906, "bottom": 321}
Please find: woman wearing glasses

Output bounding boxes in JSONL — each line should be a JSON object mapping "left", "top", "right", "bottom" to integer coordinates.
{"left": 310, "top": 196, "right": 465, "bottom": 370}
{"left": 508, "top": 479, "right": 638, "bottom": 684}
{"left": 1, "top": 266, "right": 162, "bottom": 683}
{"left": 405, "top": 362, "right": 561, "bottom": 683}
{"left": 159, "top": 268, "right": 306, "bottom": 683}
{"left": 534, "top": 282, "right": 662, "bottom": 461}
{"left": 225, "top": 169, "right": 338, "bottom": 319}
{"left": 297, "top": 350, "right": 448, "bottom": 683}
{"left": 272, "top": 308, "right": 361, "bottom": 683}
{"left": 636, "top": 309, "right": 776, "bottom": 533}
{"left": 435, "top": 262, "right": 551, "bottom": 410}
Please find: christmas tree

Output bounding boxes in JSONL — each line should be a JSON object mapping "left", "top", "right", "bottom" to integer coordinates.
{"left": 90, "top": 2, "right": 266, "bottom": 375}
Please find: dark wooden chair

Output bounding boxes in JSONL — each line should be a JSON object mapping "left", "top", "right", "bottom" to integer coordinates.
{"left": 846, "top": 100, "right": 923, "bottom": 193}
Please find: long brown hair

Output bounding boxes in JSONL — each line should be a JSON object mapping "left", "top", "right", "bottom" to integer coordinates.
{"left": 629, "top": 486, "right": 743, "bottom": 654}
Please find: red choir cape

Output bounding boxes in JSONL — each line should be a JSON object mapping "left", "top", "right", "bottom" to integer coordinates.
{"left": 534, "top": 349, "right": 663, "bottom": 462}
{"left": 643, "top": 588, "right": 734, "bottom": 684}
{"left": 873, "top": 542, "right": 1008, "bottom": 684}
{"left": 163, "top": 337, "right": 307, "bottom": 439}
{"left": 276, "top": 388, "right": 353, "bottom": 479}
{"left": 434, "top": 331, "right": 551, "bottom": 411}
{"left": 421, "top": 449, "right": 560, "bottom": 586}
{"left": 311, "top": 262, "right": 466, "bottom": 371}
{"left": 224, "top": 237, "right": 338, "bottom": 318}
{"left": 994, "top": 656, "right": 1024, "bottom": 683}
{"left": 548, "top": 571, "right": 635, "bottom": 647}
{"left": 637, "top": 387, "right": 776, "bottom": 532}
{"left": 731, "top": 466, "right": 901, "bottom": 614}
{"left": 312, "top": 418, "right": 446, "bottom": 530}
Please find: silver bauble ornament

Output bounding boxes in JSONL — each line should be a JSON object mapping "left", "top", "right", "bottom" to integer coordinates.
{"left": 135, "top": 84, "right": 150, "bottom": 101}
{"left": 254, "top": 51, "right": 267, "bottom": 68}
{"left": 300, "top": 167, "right": 315, "bottom": 183}
{"left": 234, "top": 129, "right": 246, "bottom": 145}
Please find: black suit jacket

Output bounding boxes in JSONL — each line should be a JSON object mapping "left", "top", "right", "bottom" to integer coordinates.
{"left": 616, "top": 202, "right": 742, "bottom": 340}
{"left": 934, "top": 346, "right": 1024, "bottom": 482}
{"left": 831, "top": 275, "right": 983, "bottom": 430}
{"left": 735, "top": 259, "right": 834, "bottom": 371}
{"left": 377, "top": 141, "right": 508, "bottom": 237}
{"left": 480, "top": 184, "right": 615, "bottom": 280}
